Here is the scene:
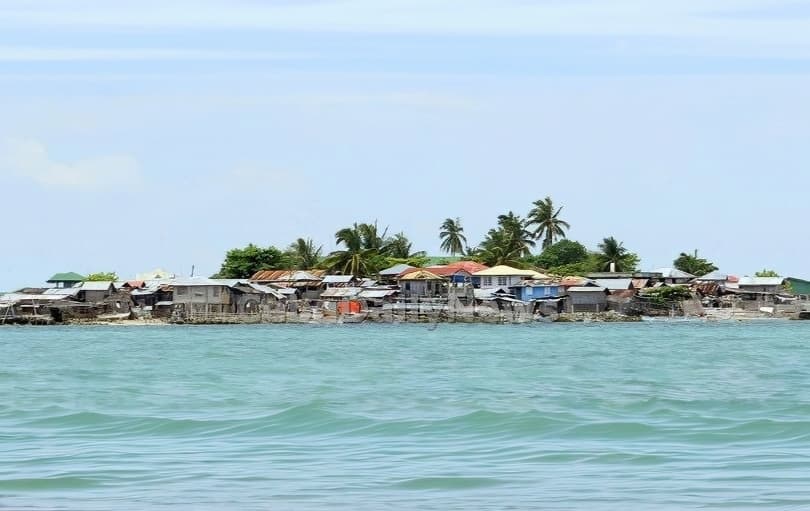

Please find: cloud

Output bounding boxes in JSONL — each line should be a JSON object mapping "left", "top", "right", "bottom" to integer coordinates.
{"left": 0, "top": 138, "right": 141, "bottom": 189}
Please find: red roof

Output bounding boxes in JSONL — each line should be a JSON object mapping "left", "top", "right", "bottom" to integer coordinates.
{"left": 445, "top": 261, "right": 488, "bottom": 274}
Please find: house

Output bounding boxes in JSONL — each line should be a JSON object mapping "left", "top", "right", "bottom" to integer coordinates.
{"left": 566, "top": 286, "right": 609, "bottom": 312}
{"left": 786, "top": 277, "right": 810, "bottom": 298}
{"left": 398, "top": 270, "right": 445, "bottom": 298}
{"left": 229, "top": 282, "right": 273, "bottom": 314}
{"left": 737, "top": 276, "right": 786, "bottom": 294}
{"left": 445, "top": 261, "right": 488, "bottom": 274}
{"left": 43, "top": 287, "right": 81, "bottom": 298}
{"left": 593, "top": 279, "right": 635, "bottom": 292}
{"left": 651, "top": 268, "right": 695, "bottom": 285}
{"left": 400, "top": 266, "right": 473, "bottom": 284}
{"left": 250, "top": 270, "right": 325, "bottom": 299}
{"left": 77, "top": 281, "right": 116, "bottom": 303}
{"left": 322, "top": 275, "right": 358, "bottom": 288}
{"left": 378, "top": 263, "right": 415, "bottom": 284}
{"left": 130, "top": 282, "right": 174, "bottom": 317}
{"left": 172, "top": 277, "right": 237, "bottom": 315}
{"left": 358, "top": 288, "right": 399, "bottom": 306}
{"left": 509, "top": 280, "right": 563, "bottom": 302}
{"left": 472, "top": 265, "right": 548, "bottom": 289}
{"left": 473, "top": 287, "right": 512, "bottom": 301}
{"left": 0, "top": 292, "right": 73, "bottom": 322}
{"left": 46, "top": 272, "right": 85, "bottom": 289}
{"left": 130, "top": 282, "right": 172, "bottom": 308}
{"left": 694, "top": 271, "right": 730, "bottom": 283}
{"left": 559, "top": 276, "right": 597, "bottom": 289}
{"left": 320, "top": 287, "right": 362, "bottom": 300}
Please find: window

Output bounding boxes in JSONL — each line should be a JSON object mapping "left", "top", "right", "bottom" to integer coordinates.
{"left": 483, "top": 277, "right": 492, "bottom": 287}
{"left": 212, "top": 287, "right": 220, "bottom": 297}
{"left": 497, "top": 276, "right": 507, "bottom": 286}
{"left": 176, "top": 287, "right": 187, "bottom": 296}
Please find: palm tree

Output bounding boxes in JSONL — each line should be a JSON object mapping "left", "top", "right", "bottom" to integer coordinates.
{"left": 474, "top": 230, "right": 526, "bottom": 267}
{"left": 324, "top": 224, "right": 378, "bottom": 276}
{"left": 527, "top": 196, "right": 570, "bottom": 249}
{"left": 385, "top": 232, "right": 414, "bottom": 259}
{"left": 596, "top": 236, "right": 638, "bottom": 272}
{"left": 289, "top": 238, "right": 322, "bottom": 270}
{"left": 357, "top": 221, "right": 388, "bottom": 252}
{"left": 496, "top": 212, "right": 535, "bottom": 258}
{"left": 439, "top": 217, "right": 467, "bottom": 256}
{"left": 474, "top": 212, "right": 535, "bottom": 266}
{"left": 673, "top": 249, "right": 717, "bottom": 276}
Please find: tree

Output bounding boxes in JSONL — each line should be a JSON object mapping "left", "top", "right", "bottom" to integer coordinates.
{"left": 85, "top": 272, "right": 118, "bottom": 281}
{"left": 287, "top": 238, "right": 323, "bottom": 270}
{"left": 595, "top": 236, "right": 640, "bottom": 272}
{"left": 439, "top": 217, "right": 467, "bottom": 256}
{"left": 755, "top": 269, "right": 780, "bottom": 277}
{"left": 324, "top": 223, "right": 380, "bottom": 276}
{"left": 534, "top": 240, "right": 589, "bottom": 269}
{"left": 357, "top": 221, "right": 388, "bottom": 252}
{"left": 385, "top": 232, "right": 418, "bottom": 259}
{"left": 215, "top": 244, "right": 290, "bottom": 279}
{"left": 673, "top": 250, "right": 718, "bottom": 277}
{"left": 473, "top": 212, "right": 535, "bottom": 266}
{"left": 527, "top": 196, "right": 571, "bottom": 249}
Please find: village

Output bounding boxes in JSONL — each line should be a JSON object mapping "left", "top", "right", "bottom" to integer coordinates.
{"left": 2, "top": 263, "right": 810, "bottom": 325}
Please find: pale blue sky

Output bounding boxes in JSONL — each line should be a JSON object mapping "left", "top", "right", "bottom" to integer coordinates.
{"left": 2, "top": 0, "right": 810, "bottom": 289}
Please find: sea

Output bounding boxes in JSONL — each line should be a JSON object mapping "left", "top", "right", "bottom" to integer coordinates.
{"left": 2, "top": 322, "right": 810, "bottom": 510}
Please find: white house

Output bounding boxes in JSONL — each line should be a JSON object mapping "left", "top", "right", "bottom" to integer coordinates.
{"left": 472, "top": 265, "right": 548, "bottom": 288}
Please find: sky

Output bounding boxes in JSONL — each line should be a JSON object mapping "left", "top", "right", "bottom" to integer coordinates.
{"left": 2, "top": 0, "right": 810, "bottom": 289}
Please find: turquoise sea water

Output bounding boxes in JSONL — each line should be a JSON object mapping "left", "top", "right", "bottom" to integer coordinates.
{"left": 2, "top": 322, "right": 810, "bottom": 510}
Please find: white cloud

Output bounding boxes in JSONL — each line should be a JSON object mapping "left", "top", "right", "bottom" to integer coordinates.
{"left": 0, "top": 138, "right": 141, "bottom": 189}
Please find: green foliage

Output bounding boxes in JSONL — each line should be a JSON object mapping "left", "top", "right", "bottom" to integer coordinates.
{"left": 640, "top": 285, "right": 693, "bottom": 304}
{"left": 534, "top": 240, "right": 589, "bottom": 269}
{"left": 542, "top": 254, "right": 603, "bottom": 276}
{"left": 439, "top": 217, "right": 467, "bottom": 256}
{"left": 324, "top": 221, "right": 421, "bottom": 276}
{"left": 386, "top": 232, "right": 416, "bottom": 259}
{"left": 595, "top": 237, "right": 640, "bottom": 272}
{"left": 215, "top": 244, "right": 290, "bottom": 279}
{"left": 85, "top": 272, "right": 118, "bottom": 281}
{"left": 286, "top": 238, "right": 323, "bottom": 270}
{"left": 474, "top": 212, "right": 535, "bottom": 267}
{"left": 673, "top": 250, "right": 717, "bottom": 276}
{"left": 527, "top": 196, "right": 570, "bottom": 249}
{"left": 755, "top": 269, "right": 780, "bottom": 277}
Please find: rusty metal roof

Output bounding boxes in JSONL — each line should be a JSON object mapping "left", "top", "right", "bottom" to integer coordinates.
{"left": 250, "top": 269, "right": 326, "bottom": 282}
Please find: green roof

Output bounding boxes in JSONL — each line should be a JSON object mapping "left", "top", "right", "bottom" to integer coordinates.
{"left": 46, "top": 272, "right": 86, "bottom": 283}
{"left": 787, "top": 277, "right": 810, "bottom": 296}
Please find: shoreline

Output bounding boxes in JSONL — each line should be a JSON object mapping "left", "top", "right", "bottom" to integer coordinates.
{"left": 1, "top": 313, "right": 798, "bottom": 327}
